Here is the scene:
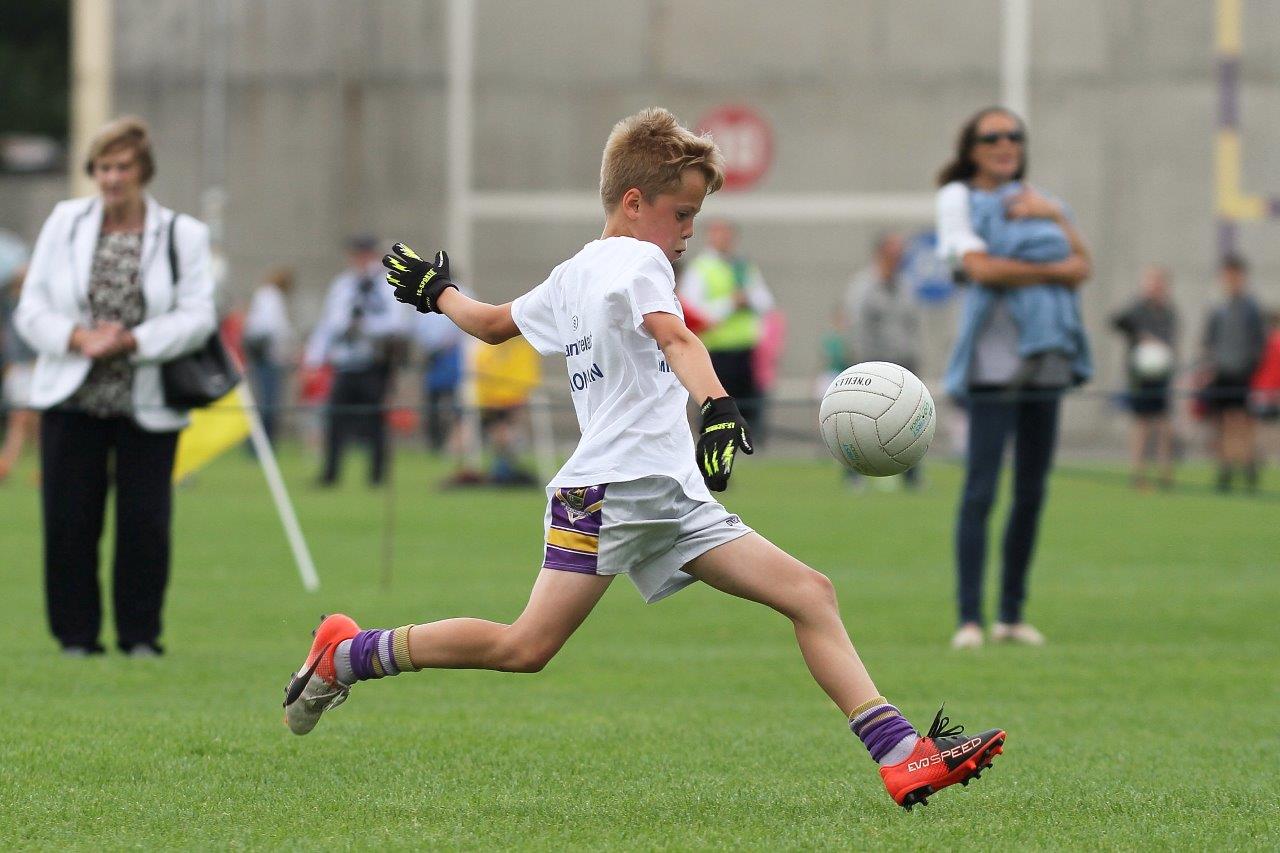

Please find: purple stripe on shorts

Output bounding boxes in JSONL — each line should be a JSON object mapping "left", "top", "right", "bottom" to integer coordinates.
{"left": 543, "top": 544, "right": 599, "bottom": 574}
{"left": 550, "top": 485, "right": 606, "bottom": 533}
{"left": 544, "top": 485, "right": 607, "bottom": 574}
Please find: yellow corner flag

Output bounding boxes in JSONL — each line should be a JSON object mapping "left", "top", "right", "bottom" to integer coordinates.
{"left": 172, "top": 386, "right": 253, "bottom": 482}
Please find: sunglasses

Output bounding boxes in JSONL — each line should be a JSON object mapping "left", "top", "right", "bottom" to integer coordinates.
{"left": 975, "top": 131, "right": 1025, "bottom": 145}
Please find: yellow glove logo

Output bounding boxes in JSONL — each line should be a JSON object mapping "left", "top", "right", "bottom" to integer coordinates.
{"left": 416, "top": 267, "right": 437, "bottom": 297}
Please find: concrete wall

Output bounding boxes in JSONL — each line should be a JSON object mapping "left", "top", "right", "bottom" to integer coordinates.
{"left": 5, "top": 0, "right": 1279, "bottom": 445}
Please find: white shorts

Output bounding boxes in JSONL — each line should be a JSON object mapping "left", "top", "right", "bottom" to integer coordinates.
{"left": 541, "top": 476, "right": 753, "bottom": 603}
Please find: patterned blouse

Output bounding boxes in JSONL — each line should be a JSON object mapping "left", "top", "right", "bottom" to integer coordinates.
{"left": 68, "top": 231, "right": 146, "bottom": 417}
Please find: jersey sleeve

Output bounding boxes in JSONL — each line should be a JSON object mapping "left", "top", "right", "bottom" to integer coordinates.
{"left": 511, "top": 278, "right": 562, "bottom": 356}
{"left": 621, "top": 251, "right": 682, "bottom": 335}
{"left": 936, "top": 182, "right": 987, "bottom": 269}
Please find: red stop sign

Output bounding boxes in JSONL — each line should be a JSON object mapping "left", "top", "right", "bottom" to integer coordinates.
{"left": 697, "top": 105, "right": 774, "bottom": 192}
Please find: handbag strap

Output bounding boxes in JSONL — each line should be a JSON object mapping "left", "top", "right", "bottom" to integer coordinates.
{"left": 166, "top": 213, "right": 180, "bottom": 287}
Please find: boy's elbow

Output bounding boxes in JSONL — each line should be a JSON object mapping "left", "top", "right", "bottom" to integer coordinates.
{"left": 479, "top": 319, "right": 514, "bottom": 345}
{"left": 651, "top": 321, "right": 697, "bottom": 353}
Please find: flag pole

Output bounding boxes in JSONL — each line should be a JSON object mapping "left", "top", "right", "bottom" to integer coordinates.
{"left": 239, "top": 382, "right": 321, "bottom": 592}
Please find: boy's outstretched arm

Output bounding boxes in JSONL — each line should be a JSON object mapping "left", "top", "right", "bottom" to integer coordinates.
{"left": 644, "top": 310, "right": 726, "bottom": 402}
{"left": 644, "top": 310, "right": 752, "bottom": 492}
{"left": 383, "top": 242, "right": 518, "bottom": 344}
{"left": 435, "top": 290, "right": 518, "bottom": 345}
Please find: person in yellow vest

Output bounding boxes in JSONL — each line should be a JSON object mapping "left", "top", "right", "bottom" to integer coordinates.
{"left": 677, "top": 219, "right": 775, "bottom": 430}
{"left": 473, "top": 336, "right": 541, "bottom": 486}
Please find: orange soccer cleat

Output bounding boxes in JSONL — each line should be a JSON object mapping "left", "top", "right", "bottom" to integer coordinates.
{"left": 282, "top": 613, "right": 360, "bottom": 735}
{"left": 880, "top": 707, "right": 1006, "bottom": 810}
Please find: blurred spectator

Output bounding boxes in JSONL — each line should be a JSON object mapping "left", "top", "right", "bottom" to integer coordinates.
{"left": 304, "top": 235, "right": 406, "bottom": 487}
{"left": 242, "top": 267, "right": 295, "bottom": 442}
{"left": 1251, "top": 309, "right": 1280, "bottom": 468}
{"left": 15, "top": 116, "right": 216, "bottom": 656}
{"left": 936, "top": 107, "right": 1092, "bottom": 649}
{"left": 1111, "top": 265, "right": 1179, "bottom": 490}
{"left": 845, "top": 231, "right": 922, "bottom": 488}
{"left": 1, "top": 262, "right": 38, "bottom": 483}
{"left": 412, "top": 308, "right": 464, "bottom": 454}
{"left": 817, "top": 302, "right": 850, "bottom": 396}
{"left": 1202, "top": 253, "right": 1266, "bottom": 492}
{"left": 846, "top": 232, "right": 917, "bottom": 367}
{"left": 677, "top": 219, "right": 774, "bottom": 433}
{"left": 472, "top": 337, "right": 541, "bottom": 486}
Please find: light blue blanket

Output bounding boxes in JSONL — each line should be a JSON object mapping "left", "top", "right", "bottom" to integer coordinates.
{"left": 944, "top": 182, "right": 1092, "bottom": 399}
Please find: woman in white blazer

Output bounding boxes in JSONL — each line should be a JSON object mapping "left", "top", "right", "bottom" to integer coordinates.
{"left": 15, "top": 116, "right": 215, "bottom": 656}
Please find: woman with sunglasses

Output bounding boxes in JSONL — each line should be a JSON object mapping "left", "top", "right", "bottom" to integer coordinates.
{"left": 935, "top": 107, "right": 1093, "bottom": 650}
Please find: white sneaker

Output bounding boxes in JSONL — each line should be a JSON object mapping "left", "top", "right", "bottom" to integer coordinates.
{"left": 950, "top": 623, "right": 984, "bottom": 650}
{"left": 282, "top": 613, "right": 359, "bottom": 735}
{"left": 284, "top": 671, "right": 350, "bottom": 735}
{"left": 990, "top": 622, "right": 1045, "bottom": 645}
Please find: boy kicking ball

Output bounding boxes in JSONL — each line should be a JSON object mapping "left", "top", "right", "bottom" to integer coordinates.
{"left": 282, "top": 108, "right": 1005, "bottom": 809}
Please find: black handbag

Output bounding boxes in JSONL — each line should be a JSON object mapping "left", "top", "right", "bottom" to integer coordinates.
{"left": 160, "top": 214, "right": 240, "bottom": 409}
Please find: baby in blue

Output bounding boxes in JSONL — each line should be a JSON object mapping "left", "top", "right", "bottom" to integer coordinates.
{"left": 944, "top": 182, "right": 1092, "bottom": 397}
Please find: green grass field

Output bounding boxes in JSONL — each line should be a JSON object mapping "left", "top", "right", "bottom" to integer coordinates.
{"left": 1, "top": 448, "right": 1277, "bottom": 850}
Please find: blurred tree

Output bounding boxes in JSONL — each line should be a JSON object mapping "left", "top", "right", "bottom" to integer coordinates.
{"left": 0, "top": 0, "right": 69, "bottom": 136}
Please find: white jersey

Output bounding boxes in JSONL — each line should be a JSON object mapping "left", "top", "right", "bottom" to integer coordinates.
{"left": 512, "top": 236, "right": 711, "bottom": 502}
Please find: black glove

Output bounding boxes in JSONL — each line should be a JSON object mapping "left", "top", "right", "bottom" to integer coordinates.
{"left": 696, "top": 396, "right": 753, "bottom": 492}
{"left": 382, "top": 243, "right": 457, "bottom": 314}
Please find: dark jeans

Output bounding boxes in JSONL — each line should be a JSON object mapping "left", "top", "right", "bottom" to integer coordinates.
{"left": 322, "top": 367, "right": 390, "bottom": 485}
{"left": 955, "top": 392, "right": 1061, "bottom": 626}
{"left": 247, "top": 357, "right": 283, "bottom": 442}
{"left": 708, "top": 348, "right": 763, "bottom": 436}
{"left": 40, "top": 410, "right": 179, "bottom": 650}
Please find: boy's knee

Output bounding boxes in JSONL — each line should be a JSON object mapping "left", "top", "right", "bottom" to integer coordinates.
{"left": 784, "top": 568, "right": 837, "bottom": 618}
{"left": 494, "top": 637, "right": 558, "bottom": 673}
{"left": 803, "top": 570, "right": 838, "bottom": 608}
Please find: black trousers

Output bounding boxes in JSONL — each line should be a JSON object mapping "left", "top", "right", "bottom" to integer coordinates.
{"left": 39, "top": 410, "right": 179, "bottom": 650}
{"left": 422, "top": 387, "right": 457, "bottom": 453}
{"left": 955, "top": 392, "right": 1061, "bottom": 626}
{"left": 708, "top": 348, "right": 763, "bottom": 433}
{"left": 322, "top": 367, "right": 390, "bottom": 485}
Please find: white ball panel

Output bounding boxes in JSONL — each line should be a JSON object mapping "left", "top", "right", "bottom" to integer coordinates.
{"left": 880, "top": 376, "right": 926, "bottom": 455}
{"left": 820, "top": 412, "right": 843, "bottom": 467}
{"left": 889, "top": 386, "right": 936, "bottom": 466}
{"left": 820, "top": 387, "right": 896, "bottom": 421}
{"left": 874, "top": 378, "right": 922, "bottom": 446}
{"left": 842, "top": 361, "right": 905, "bottom": 387}
{"left": 847, "top": 411, "right": 907, "bottom": 476}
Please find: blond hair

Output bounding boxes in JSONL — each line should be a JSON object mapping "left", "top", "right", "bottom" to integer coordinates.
{"left": 599, "top": 108, "right": 724, "bottom": 211}
{"left": 84, "top": 115, "right": 155, "bottom": 183}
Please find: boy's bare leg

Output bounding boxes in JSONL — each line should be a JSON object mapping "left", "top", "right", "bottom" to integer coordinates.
{"left": 284, "top": 569, "right": 611, "bottom": 735}
{"left": 685, "top": 530, "right": 1008, "bottom": 809}
{"left": 684, "top": 532, "right": 877, "bottom": 715}
{"left": 407, "top": 569, "right": 613, "bottom": 672}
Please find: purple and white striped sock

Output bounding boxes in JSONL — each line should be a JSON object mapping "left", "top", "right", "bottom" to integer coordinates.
{"left": 333, "top": 626, "right": 417, "bottom": 685}
{"left": 849, "top": 697, "right": 919, "bottom": 766}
